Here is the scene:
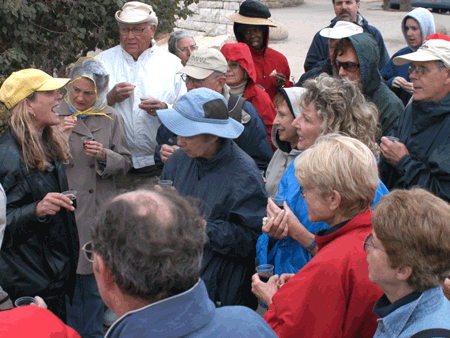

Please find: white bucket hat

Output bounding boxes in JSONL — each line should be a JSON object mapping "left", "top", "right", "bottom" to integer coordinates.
{"left": 115, "top": 1, "right": 158, "bottom": 26}
{"left": 320, "top": 21, "right": 363, "bottom": 39}
{"left": 394, "top": 39, "right": 450, "bottom": 67}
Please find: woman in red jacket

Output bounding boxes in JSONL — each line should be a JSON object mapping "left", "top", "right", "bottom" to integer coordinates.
{"left": 221, "top": 42, "right": 276, "bottom": 151}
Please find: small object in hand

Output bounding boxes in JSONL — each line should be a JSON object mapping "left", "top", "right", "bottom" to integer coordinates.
{"left": 262, "top": 217, "right": 269, "bottom": 226}
{"left": 386, "top": 136, "right": 399, "bottom": 143}
{"left": 270, "top": 69, "right": 277, "bottom": 77}
{"left": 256, "top": 264, "right": 274, "bottom": 283}
{"left": 158, "top": 180, "right": 173, "bottom": 186}
{"left": 62, "top": 190, "right": 77, "bottom": 209}
{"left": 270, "top": 195, "right": 286, "bottom": 209}
{"left": 81, "top": 136, "right": 94, "bottom": 146}
{"left": 14, "top": 296, "right": 37, "bottom": 307}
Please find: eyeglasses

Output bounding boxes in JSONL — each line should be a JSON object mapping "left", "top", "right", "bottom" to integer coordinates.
{"left": 119, "top": 26, "right": 148, "bottom": 36}
{"left": 180, "top": 73, "right": 219, "bottom": 86}
{"left": 82, "top": 241, "right": 95, "bottom": 263}
{"left": 227, "top": 61, "right": 241, "bottom": 69}
{"left": 334, "top": 60, "right": 360, "bottom": 72}
{"left": 176, "top": 44, "right": 198, "bottom": 55}
{"left": 407, "top": 64, "right": 443, "bottom": 76}
{"left": 363, "top": 233, "right": 385, "bottom": 253}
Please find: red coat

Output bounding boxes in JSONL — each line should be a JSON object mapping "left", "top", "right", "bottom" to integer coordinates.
{"left": 221, "top": 43, "right": 276, "bottom": 150}
{"left": 264, "top": 210, "right": 383, "bottom": 338}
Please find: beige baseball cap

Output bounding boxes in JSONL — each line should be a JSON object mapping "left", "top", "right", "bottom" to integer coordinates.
{"left": 320, "top": 21, "right": 364, "bottom": 39}
{"left": 115, "top": 1, "right": 158, "bottom": 26}
{"left": 178, "top": 48, "right": 228, "bottom": 80}
{"left": 0, "top": 69, "right": 69, "bottom": 109}
{"left": 394, "top": 39, "right": 450, "bottom": 67}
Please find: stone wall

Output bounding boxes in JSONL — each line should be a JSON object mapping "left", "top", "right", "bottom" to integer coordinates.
{"left": 175, "top": 0, "right": 303, "bottom": 37}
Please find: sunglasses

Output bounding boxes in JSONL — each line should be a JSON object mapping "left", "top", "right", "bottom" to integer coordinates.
{"left": 334, "top": 60, "right": 360, "bottom": 72}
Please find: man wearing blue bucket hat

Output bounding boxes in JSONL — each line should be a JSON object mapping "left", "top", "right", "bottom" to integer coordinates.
{"left": 158, "top": 88, "right": 267, "bottom": 310}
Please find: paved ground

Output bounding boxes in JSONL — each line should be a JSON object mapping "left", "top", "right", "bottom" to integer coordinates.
{"left": 267, "top": 0, "right": 450, "bottom": 83}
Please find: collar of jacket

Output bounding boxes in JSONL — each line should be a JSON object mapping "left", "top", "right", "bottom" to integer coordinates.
{"left": 194, "top": 138, "right": 233, "bottom": 180}
{"left": 315, "top": 209, "right": 372, "bottom": 250}
{"left": 411, "top": 90, "right": 450, "bottom": 124}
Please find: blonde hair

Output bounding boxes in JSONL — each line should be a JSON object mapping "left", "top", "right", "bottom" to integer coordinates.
{"left": 373, "top": 188, "right": 450, "bottom": 292}
{"left": 301, "top": 74, "right": 380, "bottom": 157}
{"left": 295, "top": 133, "right": 378, "bottom": 218}
{"left": 9, "top": 96, "right": 71, "bottom": 172}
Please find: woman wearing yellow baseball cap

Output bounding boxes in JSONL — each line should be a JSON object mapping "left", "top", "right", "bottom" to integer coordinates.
{"left": 0, "top": 69, "right": 79, "bottom": 322}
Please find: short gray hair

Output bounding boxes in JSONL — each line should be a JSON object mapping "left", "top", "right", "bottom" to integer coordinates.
{"left": 91, "top": 188, "right": 208, "bottom": 302}
{"left": 168, "top": 30, "right": 195, "bottom": 55}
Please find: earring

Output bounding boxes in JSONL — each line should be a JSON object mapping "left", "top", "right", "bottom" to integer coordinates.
{"left": 30, "top": 113, "right": 36, "bottom": 119}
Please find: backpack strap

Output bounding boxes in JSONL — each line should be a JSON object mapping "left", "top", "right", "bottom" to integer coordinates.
{"left": 410, "top": 329, "right": 450, "bottom": 338}
{"left": 227, "top": 94, "right": 246, "bottom": 147}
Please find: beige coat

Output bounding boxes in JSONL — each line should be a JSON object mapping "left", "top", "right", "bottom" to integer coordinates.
{"left": 59, "top": 101, "right": 132, "bottom": 274}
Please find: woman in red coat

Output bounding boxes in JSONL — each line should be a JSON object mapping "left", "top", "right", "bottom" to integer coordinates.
{"left": 221, "top": 42, "right": 276, "bottom": 151}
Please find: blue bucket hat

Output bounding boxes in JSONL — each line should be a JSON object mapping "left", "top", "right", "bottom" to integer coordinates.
{"left": 157, "top": 88, "right": 244, "bottom": 138}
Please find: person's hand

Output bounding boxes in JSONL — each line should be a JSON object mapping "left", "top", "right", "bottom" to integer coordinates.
{"left": 392, "top": 76, "right": 408, "bottom": 89}
{"left": 84, "top": 140, "right": 107, "bottom": 162}
{"left": 107, "top": 82, "right": 135, "bottom": 105}
{"left": 263, "top": 198, "right": 289, "bottom": 239}
{"left": 36, "top": 193, "right": 74, "bottom": 218}
{"left": 443, "top": 278, "right": 450, "bottom": 301}
{"left": 277, "top": 273, "right": 295, "bottom": 288}
{"left": 139, "top": 98, "right": 168, "bottom": 116}
{"left": 160, "top": 144, "right": 180, "bottom": 163}
{"left": 33, "top": 296, "right": 47, "bottom": 309}
{"left": 274, "top": 73, "right": 287, "bottom": 88}
{"left": 58, "top": 116, "right": 77, "bottom": 142}
{"left": 251, "top": 273, "right": 279, "bottom": 306}
{"left": 380, "top": 136, "right": 409, "bottom": 166}
{"left": 402, "top": 81, "right": 414, "bottom": 95}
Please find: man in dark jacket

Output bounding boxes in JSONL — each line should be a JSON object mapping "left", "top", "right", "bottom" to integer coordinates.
{"left": 158, "top": 88, "right": 267, "bottom": 310}
{"left": 379, "top": 39, "right": 450, "bottom": 203}
{"left": 333, "top": 33, "right": 404, "bottom": 137}
{"left": 304, "top": 0, "right": 389, "bottom": 72}
{"left": 155, "top": 48, "right": 273, "bottom": 171}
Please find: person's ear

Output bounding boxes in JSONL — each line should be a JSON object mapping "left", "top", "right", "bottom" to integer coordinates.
{"left": 149, "top": 24, "right": 157, "bottom": 37}
{"left": 396, "top": 265, "right": 413, "bottom": 282}
{"left": 329, "top": 189, "right": 342, "bottom": 211}
{"left": 95, "top": 254, "right": 116, "bottom": 291}
{"left": 217, "top": 76, "right": 227, "bottom": 90}
{"left": 443, "top": 67, "right": 450, "bottom": 86}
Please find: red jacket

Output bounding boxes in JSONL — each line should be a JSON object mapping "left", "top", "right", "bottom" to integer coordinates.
{"left": 221, "top": 43, "right": 276, "bottom": 150}
{"left": 264, "top": 210, "right": 382, "bottom": 338}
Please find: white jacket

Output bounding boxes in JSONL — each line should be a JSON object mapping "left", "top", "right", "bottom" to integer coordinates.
{"left": 97, "top": 44, "right": 186, "bottom": 168}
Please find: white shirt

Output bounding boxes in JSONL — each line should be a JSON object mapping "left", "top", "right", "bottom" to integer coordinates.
{"left": 97, "top": 44, "right": 186, "bottom": 168}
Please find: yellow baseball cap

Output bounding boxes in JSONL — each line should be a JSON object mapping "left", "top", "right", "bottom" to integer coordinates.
{"left": 0, "top": 69, "right": 70, "bottom": 109}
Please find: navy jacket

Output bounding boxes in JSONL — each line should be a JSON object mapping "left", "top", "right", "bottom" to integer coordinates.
{"left": 105, "top": 280, "right": 277, "bottom": 338}
{"left": 379, "top": 91, "right": 450, "bottom": 202}
{"left": 380, "top": 47, "right": 413, "bottom": 106}
{"left": 304, "top": 15, "right": 390, "bottom": 72}
{"left": 161, "top": 139, "right": 267, "bottom": 309}
{"left": 294, "top": 59, "right": 333, "bottom": 87}
{"left": 155, "top": 99, "right": 272, "bottom": 171}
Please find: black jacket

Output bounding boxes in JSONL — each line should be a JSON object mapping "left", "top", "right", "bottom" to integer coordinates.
{"left": 304, "top": 14, "right": 390, "bottom": 72}
{"left": 161, "top": 139, "right": 266, "bottom": 310}
{"left": 0, "top": 129, "right": 79, "bottom": 302}
{"left": 379, "top": 91, "right": 450, "bottom": 202}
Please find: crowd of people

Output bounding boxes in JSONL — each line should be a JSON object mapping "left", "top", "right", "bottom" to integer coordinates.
{"left": 0, "top": 0, "right": 450, "bottom": 337}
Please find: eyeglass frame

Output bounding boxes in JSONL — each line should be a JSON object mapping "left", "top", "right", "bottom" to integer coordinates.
{"left": 175, "top": 44, "right": 198, "bottom": 55}
{"left": 118, "top": 25, "right": 149, "bottom": 36}
{"left": 82, "top": 241, "right": 95, "bottom": 263}
{"left": 363, "top": 233, "right": 385, "bottom": 253}
{"left": 407, "top": 63, "right": 446, "bottom": 76}
{"left": 334, "top": 60, "right": 360, "bottom": 73}
{"left": 227, "top": 61, "right": 241, "bottom": 70}
{"left": 180, "top": 73, "right": 221, "bottom": 86}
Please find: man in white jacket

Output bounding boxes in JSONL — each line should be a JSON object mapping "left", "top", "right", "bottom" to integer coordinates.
{"left": 97, "top": 1, "right": 186, "bottom": 184}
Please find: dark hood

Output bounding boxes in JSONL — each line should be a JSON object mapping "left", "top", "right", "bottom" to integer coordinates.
{"left": 221, "top": 43, "right": 257, "bottom": 84}
{"left": 348, "top": 33, "right": 381, "bottom": 95}
{"left": 234, "top": 23, "right": 269, "bottom": 53}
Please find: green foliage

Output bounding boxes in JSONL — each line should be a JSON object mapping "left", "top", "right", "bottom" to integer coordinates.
{"left": 0, "top": 0, "right": 198, "bottom": 79}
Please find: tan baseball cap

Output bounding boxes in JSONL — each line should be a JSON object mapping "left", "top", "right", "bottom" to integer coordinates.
{"left": 0, "top": 69, "right": 69, "bottom": 109}
{"left": 394, "top": 39, "right": 450, "bottom": 67}
{"left": 178, "top": 48, "right": 228, "bottom": 80}
{"left": 320, "top": 21, "right": 363, "bottom": 39}
{"left": 115, "top": 1, "right": 158, "bottom": 26}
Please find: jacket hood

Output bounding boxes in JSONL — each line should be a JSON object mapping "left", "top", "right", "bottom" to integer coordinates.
{"left": 234, "top": 23, "right": 269, "bottom": 52}
{"left": 272, "top": 87, "right": 307, "bottom": 152}
{"left": 221, "top": 43, "right": 257, "bottom": 84}
{"left": 402, "top": 8, "right": 435, "bottom": 51}
{"left": 348, "top": 33, "right": 381, "bottom": 95}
